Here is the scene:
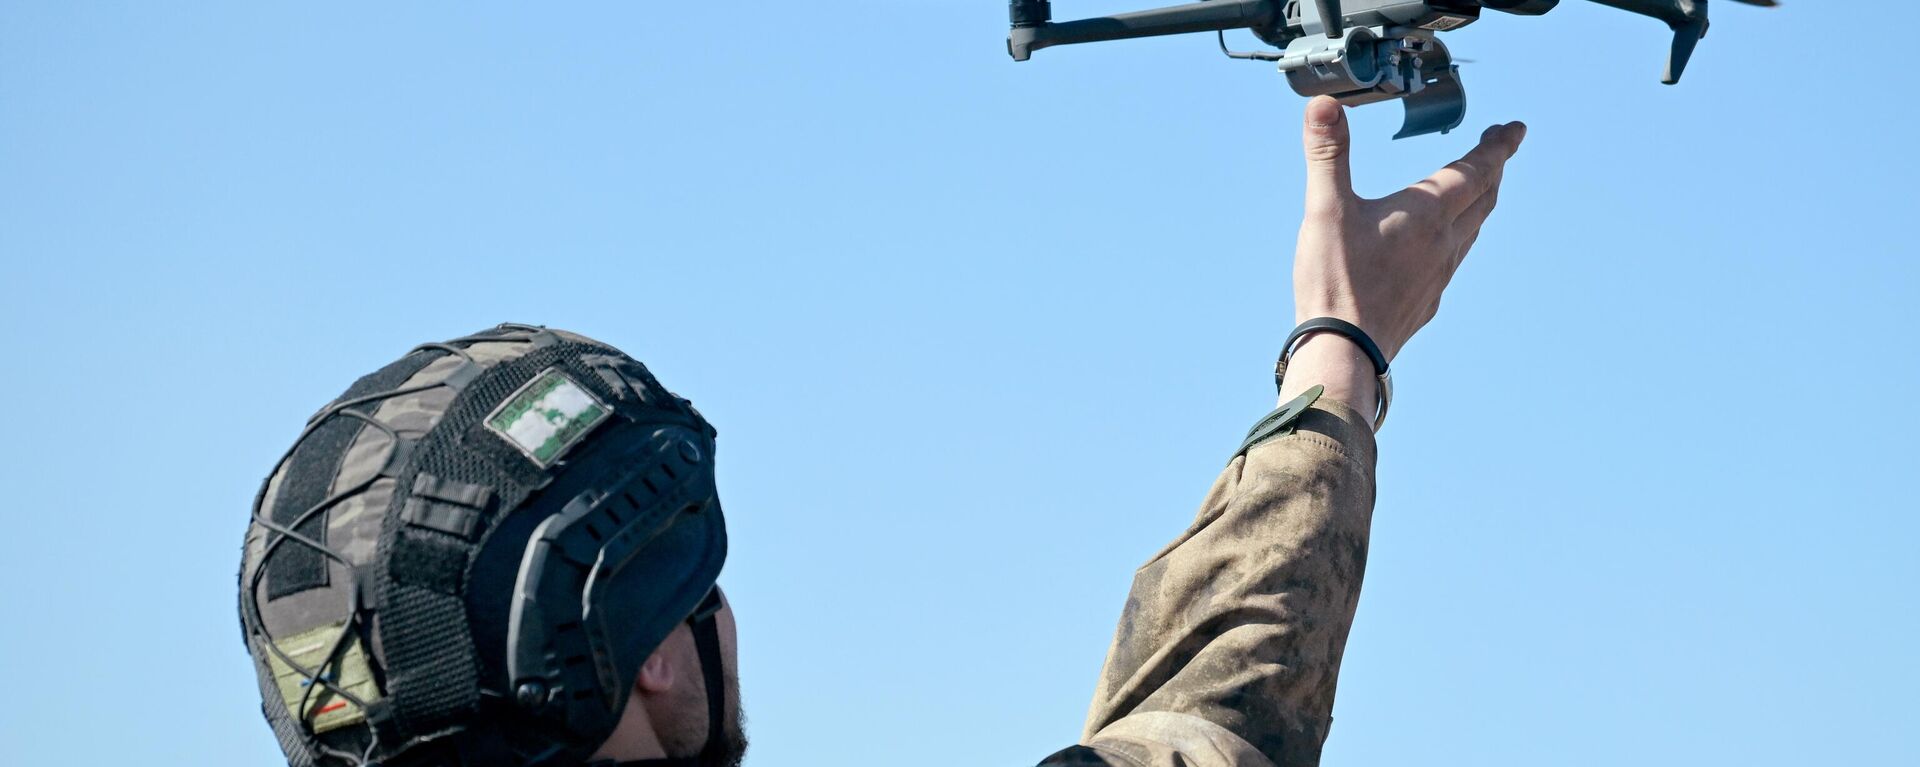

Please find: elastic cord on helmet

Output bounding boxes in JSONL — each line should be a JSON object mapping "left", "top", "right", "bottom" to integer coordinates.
{"left": 242, "top": 331, "right": 541, "bottom": 767}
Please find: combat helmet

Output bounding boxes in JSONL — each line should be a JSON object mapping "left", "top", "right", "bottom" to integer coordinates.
{"left": 238, "top": 324, "right": 729, "bottom": 767}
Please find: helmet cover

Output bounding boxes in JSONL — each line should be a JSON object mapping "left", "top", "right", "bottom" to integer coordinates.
{"left": 237, "top": 324, "right": 726, "bottom": 767}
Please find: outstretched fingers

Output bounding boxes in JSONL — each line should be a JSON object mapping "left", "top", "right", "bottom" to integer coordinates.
{"left": 1458, "top": 176, "right": 1502, "bottom": 234}
{"left": 1416, "top": 122, "right": 1526, "bottom": 215}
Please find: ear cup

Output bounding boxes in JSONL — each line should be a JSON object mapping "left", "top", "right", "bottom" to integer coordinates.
{"left": 500, "top": 423, "right": 726, "bottom": 763}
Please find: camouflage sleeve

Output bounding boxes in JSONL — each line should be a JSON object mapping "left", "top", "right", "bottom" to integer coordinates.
{"left": 1039, "top": 400, "right": 1378, "bottom": 767}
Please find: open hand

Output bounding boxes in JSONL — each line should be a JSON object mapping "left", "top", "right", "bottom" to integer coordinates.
{"left": 1293, "top": 96, "right": 1526, "bottom": 361}
{"left": 1279, "top": 96, "right": 1526, "bottom": 424}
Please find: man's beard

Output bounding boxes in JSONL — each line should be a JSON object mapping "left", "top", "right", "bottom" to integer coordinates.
{"left": 696, "top": 707, "right": 747, "bottom": 767}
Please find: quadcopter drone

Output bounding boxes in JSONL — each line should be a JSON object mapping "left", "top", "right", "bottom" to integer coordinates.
{"left": 1008, "top": 0, "right": 1775, "bottom": 138}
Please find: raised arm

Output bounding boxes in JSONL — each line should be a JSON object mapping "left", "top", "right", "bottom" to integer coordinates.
{"left": 1040, "top": 97, "right": 1527, "bottom": 767}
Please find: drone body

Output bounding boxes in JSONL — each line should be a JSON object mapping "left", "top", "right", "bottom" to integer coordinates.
{"left": 1008, "top": 0, "right": 1773, "bottom": 138}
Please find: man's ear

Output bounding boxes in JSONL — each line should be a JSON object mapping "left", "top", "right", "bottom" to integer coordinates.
{"left": 636, "top": 648, "right": 677, "bottom": 694}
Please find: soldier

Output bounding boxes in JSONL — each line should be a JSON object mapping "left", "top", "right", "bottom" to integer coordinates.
{"left": 237, "top": 97, "right": 1525, "bottom": 767}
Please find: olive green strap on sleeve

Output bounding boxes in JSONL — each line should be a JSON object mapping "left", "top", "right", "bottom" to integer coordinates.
{"left": 1232, "top": 385, "right": 1323, "bottom": 461}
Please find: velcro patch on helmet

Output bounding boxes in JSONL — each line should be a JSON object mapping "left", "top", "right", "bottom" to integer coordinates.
{"left": 265, "top": 623, "right": 380, "bottom": 734}
{"left": 485, "top": 368, "right": 611, "bottom": 468}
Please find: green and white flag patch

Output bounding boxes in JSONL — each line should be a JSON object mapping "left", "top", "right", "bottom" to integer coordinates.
{"left": 486, "top": 368, "right": 611, "bottom": 467}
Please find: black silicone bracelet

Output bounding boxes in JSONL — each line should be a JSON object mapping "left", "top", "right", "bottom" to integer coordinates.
{"left": 1282, "top": 317, "right": 1388, "bottom": 378}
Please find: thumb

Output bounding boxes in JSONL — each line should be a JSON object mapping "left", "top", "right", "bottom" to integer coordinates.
{"left": 1302, "top": 96, "right": 1354, "bottom": 208}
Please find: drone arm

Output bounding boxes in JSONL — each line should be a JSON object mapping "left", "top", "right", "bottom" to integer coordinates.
{"left": 1661, "top": 15, "right": 1708, "bottom": 83}
{"left": 1009, "top": 0, "right": 1279, "bottom": 61}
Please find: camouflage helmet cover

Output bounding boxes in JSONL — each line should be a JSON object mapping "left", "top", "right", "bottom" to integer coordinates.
{"left": 238, "top": 324, "right": 726, "bottom": 767}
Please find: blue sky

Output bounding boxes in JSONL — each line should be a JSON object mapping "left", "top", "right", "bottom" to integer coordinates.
{"left": 2, "top": 2, "right": 1914, "bottom": 765}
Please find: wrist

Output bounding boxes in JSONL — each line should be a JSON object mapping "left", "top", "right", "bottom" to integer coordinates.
{"left": 1276, "top": 333, "right": 1378, "bottom": 426}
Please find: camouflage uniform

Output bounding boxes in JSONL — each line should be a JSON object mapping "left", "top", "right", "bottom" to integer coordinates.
{"left": 1040, "top": 400, "right": 1377, "bottom": 767}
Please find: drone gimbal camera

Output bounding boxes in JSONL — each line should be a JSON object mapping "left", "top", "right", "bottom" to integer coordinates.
{"left": 1008, "top": 0, "right": 1774, "bottom": 138}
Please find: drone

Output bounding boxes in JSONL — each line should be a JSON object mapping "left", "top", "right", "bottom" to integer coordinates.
{"left": 1007, "top": 0, "right": 1775, "bottom": 138}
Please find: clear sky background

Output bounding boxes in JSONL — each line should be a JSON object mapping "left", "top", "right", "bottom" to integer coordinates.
{"left": 2, "top": 2, "right": 1915, "bottom": 765}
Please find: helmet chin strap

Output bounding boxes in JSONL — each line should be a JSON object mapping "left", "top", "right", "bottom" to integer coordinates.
{"left": 690, "top": 610, "right": 728, "bottom": 765}
{"left": 594, "top": 609, "right": 728, "bottom": 767}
